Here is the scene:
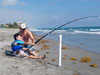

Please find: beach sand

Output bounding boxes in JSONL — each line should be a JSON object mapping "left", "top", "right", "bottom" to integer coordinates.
{"left": 0, "top": 28, "right": 100, "bottom": 75}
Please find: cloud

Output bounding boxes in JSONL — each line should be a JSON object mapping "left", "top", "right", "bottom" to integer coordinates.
{"left": 1, "top": 0, "right": 26, "bottom": 6}
{"left": 1, "top": 0, "right": 19, "bottom": 6}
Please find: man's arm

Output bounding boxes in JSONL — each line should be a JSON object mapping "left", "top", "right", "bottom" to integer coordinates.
{"left": 24, "top": 42, "right": 34, "bottom": 46}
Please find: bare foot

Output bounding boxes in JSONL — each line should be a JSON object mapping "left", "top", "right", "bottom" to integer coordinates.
{"left": 42, "top": 55, "right": 46, "bottom": 59}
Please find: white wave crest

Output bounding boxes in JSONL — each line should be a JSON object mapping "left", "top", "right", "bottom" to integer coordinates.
{"left": 74, "top": 30, "right": 100, "bottom": 35}
{"left": 30, "top": 28, "right": 100, "bottom": 35}
{"left": 90, "top": 29, "right": 100, "bottom": 32}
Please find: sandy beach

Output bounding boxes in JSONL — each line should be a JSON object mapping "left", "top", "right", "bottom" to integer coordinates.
{"left": 0, "top": 28, "right": 100, "bottom": 75}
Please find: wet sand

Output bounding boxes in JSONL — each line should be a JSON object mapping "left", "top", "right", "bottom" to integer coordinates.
{"left": 0, "top": 28, "right": 100, "bottom": 75}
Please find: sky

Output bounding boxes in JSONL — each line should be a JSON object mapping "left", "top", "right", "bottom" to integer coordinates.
{"left": 0, "top": 0, "right": 100, "bottom": 28}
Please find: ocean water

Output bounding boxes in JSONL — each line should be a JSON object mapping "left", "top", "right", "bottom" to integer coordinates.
{"left": 30, "top": 27, "right": 100, "bottom": 54}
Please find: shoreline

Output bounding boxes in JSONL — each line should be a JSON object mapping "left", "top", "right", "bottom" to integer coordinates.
{"left": 0, "top": 28, "right": 100, "bottom": 75}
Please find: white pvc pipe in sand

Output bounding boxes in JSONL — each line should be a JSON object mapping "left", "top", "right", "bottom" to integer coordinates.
{"left": 59, "top": 35, "right": 62, "bottom": 67}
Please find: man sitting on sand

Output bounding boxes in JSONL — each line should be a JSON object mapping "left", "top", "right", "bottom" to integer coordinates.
{"left": 17, "top": 22, "right": 35, "bottom": 52}
{"left": 11, "top": 33, "right": 45, "bottom": 59}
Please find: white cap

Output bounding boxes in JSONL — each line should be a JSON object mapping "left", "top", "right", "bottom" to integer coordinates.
{"left": 19, "top": 23, "right": 26, "bottom": 29}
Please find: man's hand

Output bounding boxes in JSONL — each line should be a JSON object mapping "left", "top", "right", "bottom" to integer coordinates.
{"left": 31, "top": 43, "right": 35, "bottom": 46}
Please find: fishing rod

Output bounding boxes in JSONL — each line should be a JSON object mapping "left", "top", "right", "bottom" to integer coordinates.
{"left": 35, "top": 16, "right": 99, "bottom": 44}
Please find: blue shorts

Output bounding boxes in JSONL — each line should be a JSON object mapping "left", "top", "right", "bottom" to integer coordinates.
{"left": 12, "top": 45, "right": 23, "bottom": 52}
{"left": 24, "top": 45, "right": 35, "bottom": 52}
